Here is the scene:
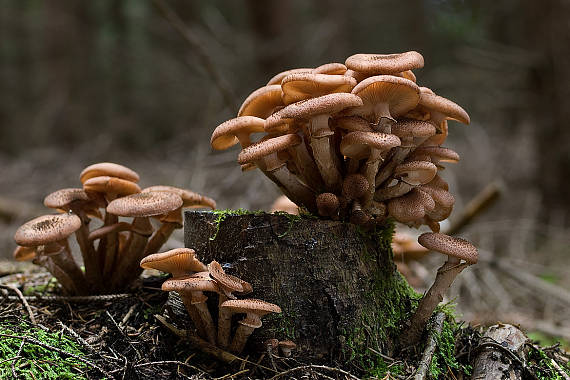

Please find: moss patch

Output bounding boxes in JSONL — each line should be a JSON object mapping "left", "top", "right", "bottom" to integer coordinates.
{"left": 0, "top": 319, "right": 88, "bottom": 379}
{"left": 429, "top": 319, "right": 472, "bottom": 379}
{"left": 209, "top": 209, "right": 260, "bottom": 241}
{"left": 527, "top": 344, "right": 570, "bottom": 380}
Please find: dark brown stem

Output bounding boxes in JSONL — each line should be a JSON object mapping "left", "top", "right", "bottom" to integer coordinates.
{"left": 73, "top": 208, "right": 101, "bottom": 292}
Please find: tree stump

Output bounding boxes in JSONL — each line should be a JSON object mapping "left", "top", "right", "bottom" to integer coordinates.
{"left": 184, "top": 210, "right": 418, "bottom": 364}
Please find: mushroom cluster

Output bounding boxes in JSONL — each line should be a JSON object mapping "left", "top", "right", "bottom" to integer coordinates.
{"left": 211, "top": 51, "right": 469, "bottom": 230}
{"left": 140, "top": 249, "right": 281, "bottom": 354}
{"left": 12, "top": 162, "right": 216, "bottom": 295}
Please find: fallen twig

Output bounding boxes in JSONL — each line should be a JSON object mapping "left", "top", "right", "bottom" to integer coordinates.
{"left": 0, "top": 284, "right": 36, "bottom": 325}
{"left": 414, "top": 312, "right": 445, "bottom": 380}
{"left": 267, "top": 364, "right": 360, "bottom": 380}
{"left": 4, "top": 293, "right": 132, "bottom": 303}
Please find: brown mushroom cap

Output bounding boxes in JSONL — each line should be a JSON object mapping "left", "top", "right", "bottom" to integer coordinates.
{"left": 393, "top": 161, "right": 438, "bottom": 186}
{"left": 162, "top": 275, "right": 220, "bottom": 302}
{"left": 238, "top": 134, "right": 301, "bottom": 166}
{"left": 345, "top": 51, "right": 424, "bottom": 75}
{"left": 140, "top": 248, "right": 207, "bottom": 277}
{"left": 350, "top": 75, "right": 420, "bottom": 122}
{"left": 418, "top": 232, "right": 478, "bottom": 264}
{"left": 333, "top": 116, "right": 374, "bottom": 133}
{"left": 106, "top": 191, "right": 183, "bottom": 218}
{"left": 391, "top": 119, "right": 436, "bottom": 140}
{"left": 312, "top": 62, "right": 347, "bottom": 75}
{"left": 419, "top": 89, "right": 470, "bottom": 125}
{"left": 44, "top": 188, "right": 91, "bottom": 209}
{"left": 211, "top": 116, "right": 266, "bottom": 151}
{"left": 208, "top": 260, "right": 253, "bottom": 295}
{"left": 238, "top": 85, "right": 284, "bottom": 119}
{"left": 14, "top": 213, "right": 82, "bottom": 247}
{"left": 266, "top": 68, "right": 312, "bottom": 86}
{"left": 387, "top": 188, "right": 435, "bottom": 223}
{"left": 220, "top": 299, "right": 282, "bottom": 327}
{"left": 316, "top": 193, "right": 340, "bottom": 217}
{"left": 340, "top": 131, "right": 401, "bottom": 160}
{"left": 80, "top": 162, "right": 140, "bottom": 184}
{"left": 342, "top": 174, "right": 370, "bottom": 200}
{"left": 142, "top": 186, "right": 216, "bottom": 210}
{"left": 83, "top": 176, "right": 141, "bottom": 196}
{"left": 411, "top": 146, "right": 460, "bottom": 164}
{"left": 281, "top": 73, "right": 357, "bottom": 104}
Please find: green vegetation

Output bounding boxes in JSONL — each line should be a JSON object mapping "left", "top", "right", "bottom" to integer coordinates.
{"left": 209, "top": 208, "right": 259, "bottom": 241}
{"left": 0, "top": 320, "right": 88, "bottom": 379}
{"left": 527, "top": 344, "right": 570, "bottom": 380}
{"left": 429, "top": 319, "right": 472, "bottom": 379}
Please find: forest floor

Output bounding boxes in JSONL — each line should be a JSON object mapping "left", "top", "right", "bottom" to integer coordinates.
{"left": 1, "top": 264, "right": 569, "bottom": 380}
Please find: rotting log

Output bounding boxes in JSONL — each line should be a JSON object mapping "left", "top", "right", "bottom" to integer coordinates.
{"left": 184, "top": 210, "right": 419, "bottom": 364}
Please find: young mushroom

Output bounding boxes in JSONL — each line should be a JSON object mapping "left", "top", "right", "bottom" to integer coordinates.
{"left": 220, "top": 299, "right": 282, "bottom": 354}
{"left": 401, "top": 233, "right": 477, "bottom": 346}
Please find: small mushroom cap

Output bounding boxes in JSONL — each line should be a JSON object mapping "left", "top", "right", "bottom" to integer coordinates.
{"left": 238, "top": 134, "right": 301, "bottom": 165}
{"left": 410, "top": 146, "right": 460, "bottom": 164}
{"left": 13, "top": 245, "right": 36, "bottom": 261}
{"left": 387, "top": 188, "right": 435, "bottom": 223}
{"left": 238, "top": 85, "right": 284, "bottom": 119}
{"left": 266, "top": 93, "right": 363, "bottom": 133}
{"left": 345, "top": 51, "right": 424, "bottom": 75}
{"left": 140, "top": 248, "right": 207, "bottom": 277}
{"left": 107, "top": 191, "right": 183, "bottom": 217}
{"left": 80, "top": 162, "right": 140, "bottom": 184}
{"left": 393, "top": 161, "right": 438, "bottom": 186}
{"left": 312, "top": 62, "right": 347, "bottom": 75}
{"left": 281, "top": 73, "right": 357, "bottom": 104}
{"left": 342, "top": 174, "right": 369, "bottom": 200}
{"left": 418, "top": 232, "right": 478, "bottom": 264}
{"left": 208, "top": 260, "right": 253, "bottom": 295}
{"left": 14, "top": 213, "right": 82, "bottom": 247}
{"left": 340, "top": 131, "right": 401, "bottom": 160}
{"left": 44, "top": 188, "right": 91, "bottom": 209}
{"left": 419, "top": 89, "right": 470, "bottom": 125}
{"left": 142, "top": 186, "right": 216, "bottom": 209}
{"left": 161, "top": 274, "right": 220, "bottom": 301}
{"left": 220, "top": 299, "right": 282, "bottom": 318}
{"left": 424, "top": 174, "right": 449, "bottom": 191}
{"left": 211, "top": 116, "right": 266, "bottom": 150}
{"left": 270, "top": 195, "right": 299, "bottom": 215}
{"left": 278, "top": 340, "right": 297, "bottom": 349}
{"left": 267, "top": 67, "right": 312, "bottom": 86}
{"left": 350, "top": 75, "right": 420, "bottom": 120}
{"left": 316, "top": 193, "right": 340, "bottom": 217}
{"left": 391, "top": 119, "right": 436, "bottom": 140}
{"left": 83, "top": 176, "right": 141, "bottom": 196}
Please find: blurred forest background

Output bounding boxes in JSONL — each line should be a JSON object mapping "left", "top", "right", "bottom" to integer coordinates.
{"left": 1, "top": 0, "right": 569, "bottom": 342}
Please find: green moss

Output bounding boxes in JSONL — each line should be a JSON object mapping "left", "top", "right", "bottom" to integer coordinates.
{"left": 341, "top": 220, "right": 422, "bottom": 377}
{"left": 208, "top": 209, "right": 262, "bottom": 241}
{"left": 429, "top": 319, "right": 472, "bottom": 379}
{"left": 0, "top": 320, "right": 88, "bottom": 379}
{"left": 267, "top": 309, "right": 298, "bottom": 339}
{"left": 527, "top": 344, "right": 570, "bottom": 380}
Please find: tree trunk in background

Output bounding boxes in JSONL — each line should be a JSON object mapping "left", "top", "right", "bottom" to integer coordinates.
{"left": 184, "top": 211, "right": 416, "bottom": 361}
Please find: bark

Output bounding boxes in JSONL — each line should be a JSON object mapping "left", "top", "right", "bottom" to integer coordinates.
{"left": 471, "top": 324, "right": 527, "bottom": 380}
{"left": 184, "top": 211, "right": 416, "bottom": 360}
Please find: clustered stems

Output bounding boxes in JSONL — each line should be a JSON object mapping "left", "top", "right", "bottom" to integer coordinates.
{"left": 13, "top": 162, "right": 216, "bottom": 295}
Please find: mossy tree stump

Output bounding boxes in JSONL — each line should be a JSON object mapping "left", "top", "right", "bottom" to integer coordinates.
{"left": 184, "top": 210, "right": 419, "bottom": 367}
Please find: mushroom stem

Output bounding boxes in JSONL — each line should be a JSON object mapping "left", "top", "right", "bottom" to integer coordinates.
{"left": 42, "top": 240, "right": 88, "bottom": 295}
{"left": 400, "top": 257, "right": 467, "bottom": 346}
{"left": 228, "top": 323, "right": 256, "bottom": 354}
{"left": 289, "top": 136, "right": 324, "bottom": 191}
{"left": 374, "top": 180, "right": 414, "bottom": 201}
{"left": 308, "top": 114, "right": 343, "bottom": 191}
{"left": 33, "top": 254, "right": 78, "bottom": 295}
{"left": 217, "top": 294, "right": 232, "bottom": 349}
{"left": 193, "top": 300, "right": 217, "bottom": 345}
{"left": 178, "top": 294, "right": 208, "bottom": 340}
{"left": 372, "top": 102, "right": 396, "bottom": 132}
{"left": 361, "top": 149, "right": 383, "bottom": 207}
{"left": 144, "top": 222, "right": 179, "bottom": 256}
{"left": 375, "top": 146, "right": 411, "bottom": 188}
{"left": 73, "top": 208, "right": 101, "bottom": 291}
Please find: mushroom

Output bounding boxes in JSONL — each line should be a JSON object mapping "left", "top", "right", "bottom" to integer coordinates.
{"left": 162, "top": 274, "right": 220, "bottom": 344}
{"left": 238, "top": 85, "right": 284, "bottom": 119}
{"left": 208, "top": 260, "right": 253, "bottom": 349}
{"left": 312, "top": 62, "right": 347, "bottom": 75}
{"left": 79, "top": 162, "right": 140, "bottom": 185}
{"left": 266, "top": 67, "right": 312, "bottom": 86}
{"left": 278, "top": 340, "right": 297, "bottom": 357}
{"left": 13, "top": 246, "right": 36, "bottom": 262}
{"left": 270, "top": 195, "right": 299, "bottom": 215}
{"left": 401, "top": 233, "right": 477, "bottom": 345}
{"left": 266, "top": 93, "right": 363, "bottom": 191}
{"left": 417, "top": 87, "right": 470, "bottom": 131}
{"left": 211, "top": 116, "right": 266, "bottom": 151}
{"left": 106, "top": 191, "right": 182, "bottom": 290}
{"left": 140, "top": 248, "right": 207, "bottom": 279}
{"left": 238, "top": 134, "right": 317, "bottom": 211}
{"left": 374, "top": 160, "right": 437, "bottom": 201}
{"left": 386, "top": 188, "right": 436, "bottom": 224}
{"left": 349, "top": 75, "right": 420, "bottom": 132}
{"left": 14, "top": 213, "right": 87, "bottom": 295}
{"left": 345, "top": 51, "right": 425, "bottom": 76}
{"left": 280, "top": 72, "right": 357, "bottom": 104}
{"left": 316, "top": 193, "right": 340, "bottom": 219}
{"left": 340, "top": 131, "right": 401, "bottom": 206}
{"left": 220, "top": 299, "right": 282, "bottom": 354}
{"left": 44, "top": 188, "right": 102, "bottom": 290}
